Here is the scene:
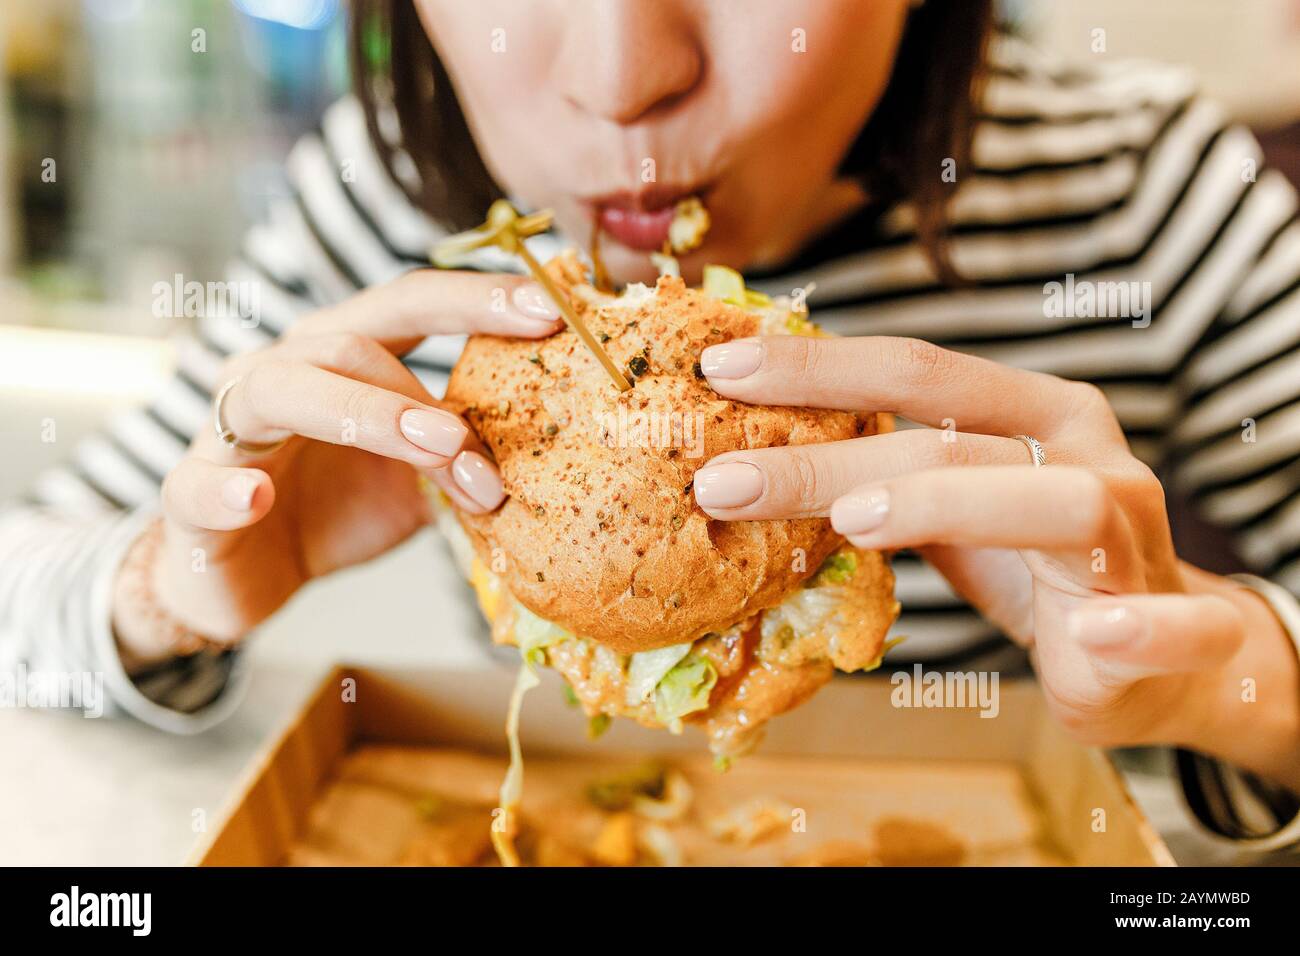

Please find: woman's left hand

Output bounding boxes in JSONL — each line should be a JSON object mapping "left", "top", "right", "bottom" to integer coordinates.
{"left": 693, "top": 334, "right": 1300, "bottom": 786}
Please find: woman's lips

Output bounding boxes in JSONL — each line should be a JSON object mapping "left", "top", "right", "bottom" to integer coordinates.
{"left": 596, "top": 205, "right": 677, "bottom": 252}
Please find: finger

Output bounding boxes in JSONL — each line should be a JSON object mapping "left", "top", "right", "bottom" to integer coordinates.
{"left": 832, "top": 465, "right": 1138, "bottom": 588}
{"left": 425, "top": 450, "right": 506, "bottom": 515}
{"left": 270, "top": 331, "right": 499, "bottom": 467}
{"left": 829, "top": 465, "right": 1128, "bottom": 551}
{"left": 1068, "top": 594, "right": 1245, "bottom": 680}
{"left": 273, "top": 330, "right": 443, "bottom": 405}
{"left": 693, "top": 429, "right": 1029, "bottom": 519}
{"left": 213, "top": 359, "right": 470, "bottom": 470}
{"left": 161, "top": 457, "right": 275, "bottom": 533}
{"left": 201, "top": 330, "right": 450, "bottom": 459}
{"left": 288, "top": 270, "right": 563, "bottom": 353}
{"left": 209, "top": 336, "right": 506, "bottom": 512}
{"left": 700, "top": 335, "right": 1120, "bottom": 441}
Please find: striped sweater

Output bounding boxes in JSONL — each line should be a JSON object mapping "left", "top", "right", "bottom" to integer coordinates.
{"left": 2, "top": 36, "right": 1298, "bottom": 850}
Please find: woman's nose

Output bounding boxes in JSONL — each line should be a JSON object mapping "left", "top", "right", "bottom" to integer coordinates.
{"left": 556, "top": 0, "right": 703, "bottom": 125}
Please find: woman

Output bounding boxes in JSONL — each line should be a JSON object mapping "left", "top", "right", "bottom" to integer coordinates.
{"left": 3, "top": 0, "right": 1298, "bottom": 852}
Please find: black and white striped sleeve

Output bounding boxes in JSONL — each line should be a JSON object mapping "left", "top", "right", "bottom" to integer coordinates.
{"left": 1169, "top": 206, "right": 1300, "bottom": 594}
{"left": 0, "top": 96, "right": 444, "bottom": 730}
{"left": 1162, "top": 136, "right": 1300, "bottom": 849}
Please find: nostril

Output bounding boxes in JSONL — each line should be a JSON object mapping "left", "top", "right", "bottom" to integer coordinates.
{"left": 555, "top": 7, "right": 704, "bottom": 125}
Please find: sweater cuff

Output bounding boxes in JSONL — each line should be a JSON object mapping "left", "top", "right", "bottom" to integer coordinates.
{"left": 88, "top": 507, "right": 249, "bottom": 734}
{"left": 1174, "top": 574, "right": 1300, "bottom": 852}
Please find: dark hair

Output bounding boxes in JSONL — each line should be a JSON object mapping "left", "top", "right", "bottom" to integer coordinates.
{"left": 350, "top": 0, "right": 993, "bottom": 280}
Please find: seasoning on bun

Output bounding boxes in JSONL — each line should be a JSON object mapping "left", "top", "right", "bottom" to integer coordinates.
{"left": 437, "top": 252, "right": 900, "bottom": 759}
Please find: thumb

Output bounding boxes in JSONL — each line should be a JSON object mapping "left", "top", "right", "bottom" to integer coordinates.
{"left": 1067, "top": 594, "right": 1244, "bottom": 682}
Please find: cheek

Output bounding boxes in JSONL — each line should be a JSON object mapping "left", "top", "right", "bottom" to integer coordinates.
{"left": 705, "top": 1, "right": 908, "bottom": 153}
{"left": 701, "top": 7, "right": 907, "bottom": 234}
{"left": 437, "top": 57, "right": 561, "bottom": 195}
{"left": 418, "top": 1, "right": 562, "bottom": 184}
{"left": 725, "top": 38, "right": 899, "bottom": 147}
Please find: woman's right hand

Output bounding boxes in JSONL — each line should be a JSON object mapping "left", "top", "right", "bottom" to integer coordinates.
{"left": 111, "top": 270, "right": 562, "bottom": 665}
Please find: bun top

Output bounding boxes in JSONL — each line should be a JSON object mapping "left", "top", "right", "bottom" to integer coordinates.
{"left": 444, "top": 253, "right": 879, "bottom": 654}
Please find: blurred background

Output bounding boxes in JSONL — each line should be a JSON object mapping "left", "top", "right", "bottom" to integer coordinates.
{"left": 1, "top": 0, "right": 349, "bottom": 497}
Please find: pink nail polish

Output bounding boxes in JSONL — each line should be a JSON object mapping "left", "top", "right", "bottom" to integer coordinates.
{"left": 693, "top": 462, "right": 764, "bottom": 509}
{"left": 512, "top": 283, "right": 561, "bottom": 321}
{"left": 700, "top": 339, "right": 762, "bottom": 379}
{"left": 452, "top": 450, "right": 505, "bottom": 510}
{"left": 831, "top": 488, "right": 890, "bottom": 535}
{"left": 221, "top": 474, "right": 257, "bottom": 511}
{"left": 400, "top": 408, "right": 468, "bottom": 458}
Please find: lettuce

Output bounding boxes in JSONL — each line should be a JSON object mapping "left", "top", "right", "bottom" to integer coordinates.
{"left": 586, "top": 763, "right": 667, "bottom": 811}
{"left": 761, "top": 584, "right": 845, "bottom": 643}
{"left": 861, "top": 635, "right": 907, "bottom": 672}
{"left": 512, "top": 603, "right": 572, "bottom": 662}
{"left": 625, "top": 642, "right": 693, "bottom": 708}
{"left": 493, "top": 650, "right": 542, "bottom": 867}
{"left": 784, "top": 311, "right": 816, "bottom": 336}
{"left": 701, "top": 265, "right": 769, "bottom": 308}
{"left": 653, "top": 654, "right": 718, "bottom": 729}
{"left": 586, "top": 713, "right": 611, "bottom": 739}
{"left": 814, "top": 551, "right": 858, "bottom": 585}
{"left": 702, "top": 264, "right": 746, "bottom": 304}
{"left": 493, "top": 604, "right": 573, "bottom": 866}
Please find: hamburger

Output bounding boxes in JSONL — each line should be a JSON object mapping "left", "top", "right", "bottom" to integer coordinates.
{"left": 435, "top": 251, "right": 900, "bottom": 761}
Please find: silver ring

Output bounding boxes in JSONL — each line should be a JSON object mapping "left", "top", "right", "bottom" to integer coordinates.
{"left": 1013, "top": 434, "right": 1047, "bottom": 468}
{"left": 214, "top": 377, "right": 289, "bottom": 456}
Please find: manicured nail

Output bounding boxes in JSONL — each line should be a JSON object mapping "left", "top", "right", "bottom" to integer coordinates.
{"left": 512, "top": 283, "right": 562, "bottom": 322}
{"left": 1069, "top": 605, "right": 1145, "bottom": 650}
{"left": 221, "top": 474, "right": 258, "bottom": 511}
{"left": 693, "top": 462, "right": 764, "bottom": 509}
{"left": 700, "top": 339, "right": 762, "bottom": 379}
{"left": 831, "top": 488, "right": 890, "bottom": 535}
{"left": 452, "top": 450, "right": 505, "bottom": 510}
{"left": 400, "top": 408, "right": 468, "bottom": 458}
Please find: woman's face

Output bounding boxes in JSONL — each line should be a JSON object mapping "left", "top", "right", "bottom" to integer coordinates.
{"left": 416, "top": 0, "right": 911, "bottom": 284}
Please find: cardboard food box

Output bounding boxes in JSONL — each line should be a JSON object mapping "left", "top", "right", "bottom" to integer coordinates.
{"left": 190, "top": 664, "right": 1174, "bottom": 867}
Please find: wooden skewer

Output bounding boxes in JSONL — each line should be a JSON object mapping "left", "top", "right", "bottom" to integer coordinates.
{"left": 513, "top": 241, "right": 632, "bottom": 391}
{"left": 432, "top": 201, "right": 632, "bottom": 392}
{"left": 589, "top": 223, "right": 614, "bottom": 293}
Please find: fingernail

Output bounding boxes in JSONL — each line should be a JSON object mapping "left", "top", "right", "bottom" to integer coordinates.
{"left": 693, "top": 462, "right": 764, "bottom": 509}
{"left": 700, "top": 339, "right": 762, "bottom": 379}
{"left": 1070, "top": 605, "right": 1145, "bottom": 649}
{"left": 452, "top": 450, "right": 505, "bottom": 510}
{"left": 831, "top": 487, "right": 890, "bottom": 535}
{"left": 400, "top": 408, "right": 468, "bottom": 458}
{"left": 221, "top": 474, "right": 258, "bottom": 511}
{"left": 512, "top": 283, "right": 562, "bottom": 322}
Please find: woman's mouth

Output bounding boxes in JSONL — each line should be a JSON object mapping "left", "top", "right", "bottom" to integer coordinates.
{"left": 597, "top": 205, "right": 677, "bottom": 251}
{"left": 587, "top": 185, "right": 713, "bottom": 253}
